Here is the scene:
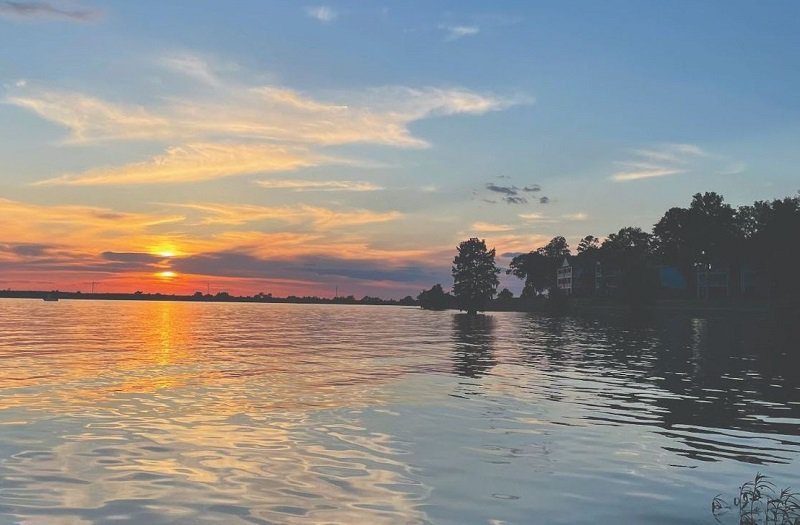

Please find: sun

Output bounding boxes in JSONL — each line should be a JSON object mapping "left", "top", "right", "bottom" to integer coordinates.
{"left": 156, "top": 271, "right": 178, "bottom": 280}
{"left": 150, "top": 244, "right": 180, "bottom": 258}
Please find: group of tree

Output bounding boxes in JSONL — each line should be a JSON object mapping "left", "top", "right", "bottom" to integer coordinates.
{"left": 419, "top": 191, "right": 800, "bottom": 313}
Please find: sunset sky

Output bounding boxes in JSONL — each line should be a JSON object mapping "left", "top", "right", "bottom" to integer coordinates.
{"left": 1, "top": 1, "right": 798, "bottom": 297}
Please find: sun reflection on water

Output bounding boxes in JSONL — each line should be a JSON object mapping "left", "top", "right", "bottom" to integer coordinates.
{"left": 0, "top": 301, "right": 438, "bottom": 524}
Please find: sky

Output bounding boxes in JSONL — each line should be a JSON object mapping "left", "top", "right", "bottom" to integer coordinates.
{"left": 1, "top": 0, "right": 798, "bottom": 298}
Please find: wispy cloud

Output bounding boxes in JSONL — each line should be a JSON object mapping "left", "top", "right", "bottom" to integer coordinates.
{"left": 440, "top": 24, "right": 479, "bottom": 41}
{"left": 471, "top": 222, "right": 514, "bottom": 232}
{"left": 0, "top": 1, "right": 100, "bottom": 22}
{"left": 8, "top": 82, "right": 516, "bottom": 148}
{"left": 7, "top": 89, "right": 171, "bottom": 143}
{"left": 517, "top": 212, "right": 586, "bottom": 222}
{"left": 255, "top": 179, "right": 383, "bottom": 192}
{"left": 518, "top": 212, "right": 546, "bottom": 221}
{"left": 305, "top": 5, "right": 337, "bottom": 23}
{"left": 166, "top": 202, "right": 401, "bottom": 229}
{"left": 159, "top": 52, "right": 228, "bottom": 86}
{"left": 0, "top": 197, "right": 184, "bottom": 251}
{"left": 611, "top": 143, "right": 707, "bottom": 182}
{"left": 35, "top": 144, "right": 328, "bottom": 185}
{"left": 7, "top": 63, "right": 520, "bottom": 186}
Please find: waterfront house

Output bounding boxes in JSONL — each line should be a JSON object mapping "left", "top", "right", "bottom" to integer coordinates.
{"left": 557, "top": 257, "right": 602, "bottom": 296}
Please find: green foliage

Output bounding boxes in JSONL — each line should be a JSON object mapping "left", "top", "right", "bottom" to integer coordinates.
{"left": 712, "top": 473, "right": 800, "bottom": 525}
{"left": 452, "top": 238, "right": 500, "bottom": 314}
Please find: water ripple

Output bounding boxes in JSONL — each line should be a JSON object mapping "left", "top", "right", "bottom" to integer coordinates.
{"left": 0, "top": 301, "right": 798, "bottom": 524}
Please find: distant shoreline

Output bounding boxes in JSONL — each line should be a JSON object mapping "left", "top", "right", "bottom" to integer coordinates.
{"left": 0, "top": 290, "right": 414, "bottom": 306}
{"left": 1, "top": 290, "right": 778, "bottom": 315}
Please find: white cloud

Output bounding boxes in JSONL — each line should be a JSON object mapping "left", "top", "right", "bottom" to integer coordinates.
{"left": 611, "top": 143, "right": 707, "bottom": 182}
{"left": 305, "top": 5, "right": 337, "bottom": 23}
{"left": 168, "top": 202, "right": 401, "bottom": 229}
{"left": 8, "top": 56, "right": 522, "bottom": 185}
{"left": 440, "top": 24, "right": 480, "bottom": 41}
{"left": 471, "top": 222, "right": 514, "bottom": 232}
{"left": 8, "top": 84, "right": 517, "bottom": 148}
{"left": 255, "top": 179, "right": 383, "bottom": 192}
{"left": 160, "top": 52, "right": 223, "bottom": 86}
{"left": 518, "top": 212, "right": 548, "bottom": 221}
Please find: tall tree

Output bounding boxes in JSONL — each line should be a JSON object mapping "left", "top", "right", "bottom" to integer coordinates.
{"left": 740, "top": 194, "right": 800, "bottom": 304}
{"left": 599, "top": 227, "right": 656, "bottom": 306}
{"left": 653, "top": 192, "right": 739, "bottom": 278}
{"left": 601, "top": 227, "right": 652, "bottom": 258}
{"left": 508, "top": 236, "right": 571, "bottom": 296}
{"left": 508, "top": 251, "right": 552, "bottom": 297}
{"left": 538, "top": 236, "right": 571, "bottom": 259}
{"left": 452, "top": 238, "right": 500, "bottom": 315}
{"left": 577, "top": 235, "right": 600, "bottom": 254}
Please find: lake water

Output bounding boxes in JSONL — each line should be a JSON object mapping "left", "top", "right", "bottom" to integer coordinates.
{"left": 0, "top": 299, "right": 798, "bottom": 524}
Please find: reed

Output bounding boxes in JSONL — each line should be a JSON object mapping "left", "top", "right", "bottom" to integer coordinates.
{"left": 712, "top": 473, "right": 800, "bottom": 525}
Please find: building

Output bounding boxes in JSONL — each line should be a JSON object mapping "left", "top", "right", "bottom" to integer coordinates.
{"left": 556, "top": 257, "right": 573, "bottom": 294}
{"left": 556, "top": 256, "right": 599, "bottom": 296}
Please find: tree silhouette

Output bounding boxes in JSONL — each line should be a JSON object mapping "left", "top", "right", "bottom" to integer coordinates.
{"left": 508, "top": 236, "right": 570, "bottom": 296}
{"left": 653, "top": 192, "right": 739, "bottom": 289}
{"left": 539, "top": 236, "right": 571, "bottom": 259}
{"left": 738, "top": 194, "right": 800, "bottom": 305}
{"left": 418, "top": 283, "right": 450, "bottom": 310}
{"left": 577, "top": 235, "right": 600, "bottom": 254}
{"left": 597, "top": 227, "right": 656, "bottom": 306}
{"left": 497, "top": 288, "right": 514, "bottom": 301}
{"left": 452, "top": 238, "right": 500, "bottom": 315}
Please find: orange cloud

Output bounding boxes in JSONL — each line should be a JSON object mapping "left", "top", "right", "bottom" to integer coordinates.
{"left": 166, "top": 202, "right": 402, "bottom": 229}
{"left": 35, "top": 143, "right": 328, "bottom": 185}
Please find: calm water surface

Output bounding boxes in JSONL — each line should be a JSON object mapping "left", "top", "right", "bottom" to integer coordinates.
{"left": 0, "top": 299, "right": 798, "bottom": 524}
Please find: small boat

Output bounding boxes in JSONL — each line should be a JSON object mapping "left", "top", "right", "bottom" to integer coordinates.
{"left": 43, "top": 294, "right": 59, "bottom": 302}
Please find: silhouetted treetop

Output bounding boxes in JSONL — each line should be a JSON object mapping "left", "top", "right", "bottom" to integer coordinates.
{"left": 452, "top": 238, "right": 500, "bottom": 315}
{"left": 577, "top": 235, "right": 600, "bottom": 254}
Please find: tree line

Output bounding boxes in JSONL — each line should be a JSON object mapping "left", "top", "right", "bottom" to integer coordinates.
{"left": 419, "top": 191, "right": 800, "bottom": 313}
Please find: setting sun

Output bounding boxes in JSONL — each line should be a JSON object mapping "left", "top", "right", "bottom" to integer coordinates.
{"left": 157, "top": 271, "right": 178, "bottom": 280}
{"left": 149, "top": 244, "right": 180, "bottom": 258}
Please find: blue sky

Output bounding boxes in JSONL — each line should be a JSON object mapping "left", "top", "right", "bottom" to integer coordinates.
{"left": 0, "top": 1, "right": 798, "bottom": 296}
